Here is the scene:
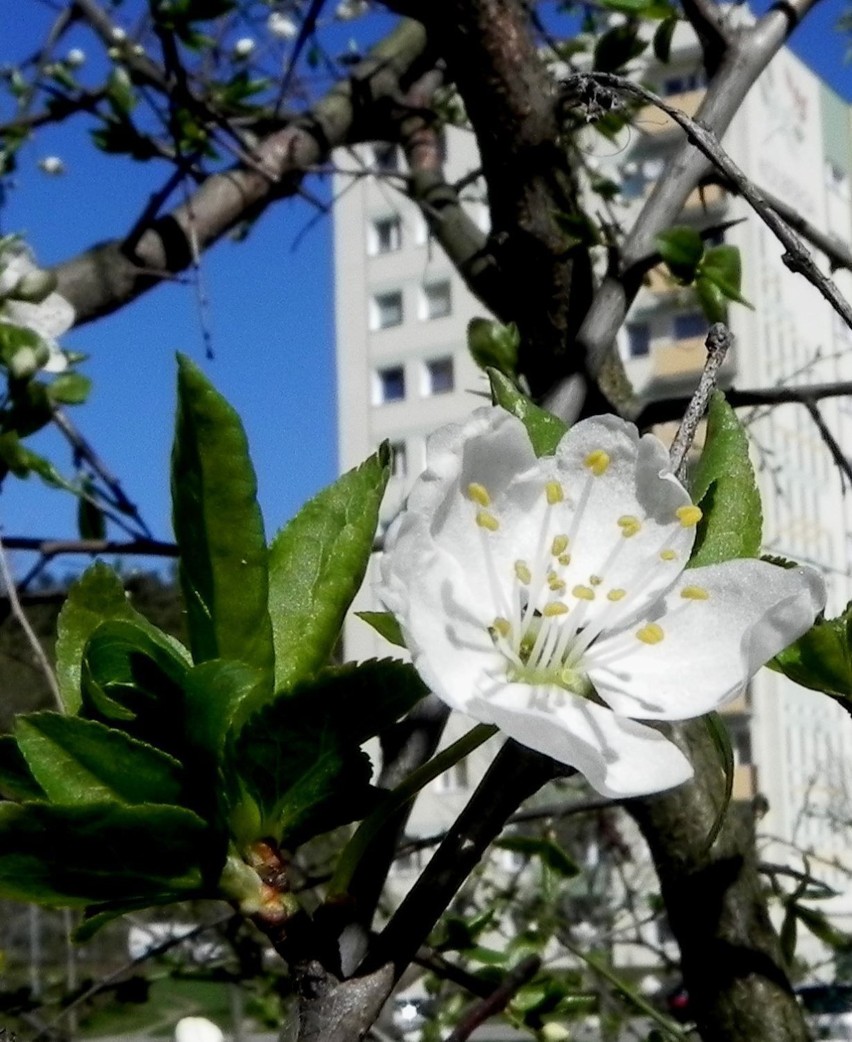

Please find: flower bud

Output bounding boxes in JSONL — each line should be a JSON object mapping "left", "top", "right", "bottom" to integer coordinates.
{"left": 65, "top": 48, "right": 86, "bottom": 68}
{"left": 233, "top": 37, "right": 256, "bottom": 58}
{"left": 8, "top": 343, "right": 48, "bottom": 380}
{"left": 38, "top": 156, "right": 65, "bottom": 176}
{"left": 541, "top": 1025, "right": 571, "bottom": 1042}
{"left": 9, "top": 268, "right": 58, "bottom": 304}
{"left": 267, "top": 12, "right": 298, "bottom": 39}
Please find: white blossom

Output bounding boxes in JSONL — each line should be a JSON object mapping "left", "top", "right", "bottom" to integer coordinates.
{"left": 233, "top": 37, "right": 256, "bottom": 58}
{"left": 267, "top": 12, "right": 298, "bottom": 39}
{"left": 0, "top": 247, "right": 73, "bottom": 372}
{"left": 380, "top": 408, "right": 825, "bottom": 798}
{"left": 336, "top": 0, "right": 369, "bottom": 19}
{"left": 65, "top": 48, "right": 86, "bottom": 68}
{"left": 38, "top": 156, "right": 65, "bottom": 176}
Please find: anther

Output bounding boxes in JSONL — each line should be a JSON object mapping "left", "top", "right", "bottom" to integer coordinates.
{"left": 514, "top": 560, "right": 532, "bottom": 584}
{"left": 548, "top": 575, "right": 566, "bottom": 593}
{"left": 585, "top": 449, "right": 611, "bottom": 476}
{"left": 558, "top": 553, "right": 572, "bottom": 567}
{"left": 543, "top": 601, "right": 569, "bottom": 617}
{"left": 636, "top": 623, "right": 665, "bottom": 645}
{"left": 545, "top": 481, "right": 565, "bottom": 505}
{"left": 476, "top": 510, "right": 499, "bottom": 532}
{"left": 551, "top": 534, "right": 569, "bottom": 556}
{"left": 607, "top": 588, "right": 626, "bottom": 602}
{"left": 681, "top": 585, "right": 710, "bottom": 600}
{"left": 573, "top": 585, "right": 595, "bottom": 601}
{"left": 589, "top": 575, "right": 602, "bottom": 586}
{"left": 492, "top": 617, "right": 512, "bottom": 637}
{"left": 618, "top": 515, "right": 642, "bottom": 538}
{"left": 467, "top": 482, "right": 491, "bottom": 507}
{"left": 676, "top": 505, "right": 703, "bottom": 527}
{"left": 660, "top": 549, "right": 678, "bottom": 561}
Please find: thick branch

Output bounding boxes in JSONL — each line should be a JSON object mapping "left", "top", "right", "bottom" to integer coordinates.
{"left": 54, "top": 19, "right": 434, "bottom": 325}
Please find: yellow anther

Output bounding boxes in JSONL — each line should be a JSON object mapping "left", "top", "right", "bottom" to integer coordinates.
{"left": 636, "top": 623, "right": 665, "bottom": 645}
{"left": 467, "top": 482, "right": 491, "bottom": 507}
{"left": 676, "top": 504, "right": 703, "bottom": 527}
{"left": 543, "top": 601, "right": 569, "bottom": 617}
{"left": 492, "top": 617, "right": 512, "bottom": 638}
{"left": 585, "top": 449, "right": 611, "bottom": 476}
{"left": 548, "top": 574, "right": 566, "bottom": 593}
{"left": 545, "top": 481, "right": 565, "bottom": 505}
{"left": 681, "top": 585, "right": 710, "bottom": 600}
{"left": 551, "top": 534, "right": 569, "bottom": 556}
{"left": 573, "top": 585, "right": 595, "bottom": 601}
{"left": 476, "top": 510, "right": 499, "bottom": 532}
{"left": 607, "top": 588, "right": 627, "bottom": 602}
{"left": 558, "top": 553, "right": 572, "bottom": 567}
{"left": 660, "top": 549, "right": 678, "bottom": 562}
{"left": 514, "top": 560, "right": 532, "bottom": 584}
{"left": 589, "top": 575, "right": 602, "bottom": 586}
{"left": 617, "top": 515, "right": 642, "bottom": 538}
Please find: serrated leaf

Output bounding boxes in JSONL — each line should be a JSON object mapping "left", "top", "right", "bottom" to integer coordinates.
{"left": 268, "top": 447, "right": 389, "bottom": 691}
{"left": 770, "top": 604, "right": 852, "bottom": 705}
{"left": 184, "top": 658, "right": 267, "bottom": 758}
{"left": 688, "top": 392, "right": 761, "bottom": 567}
{"left": 355, "top": 610, "right": 406, "bottom": 648}
{"left": 0, "top": 802, "right": 213, "bottom": 907}
{"left": 489, "top": 370, "right": 567, "bottom": 457}
{"left": 495, "top": 836, "right": 579, "bottom": 877}
{"left": 656, "top": 226, "right": 704, "bottom": 282}
{"left": 468, "top": 318, "right": 519, "bottom": 379}
{"left": 235, "top": 660, "right": 426, "bottom": 844}
{"left": 55, "top": 564, "right": 146, "bottom": 714}
{"left": 172, "top": 355, "right": 274, "bottom": 684}
{"left": 15, "top": 713, "right": 184, "bottom": 807}
{"left": 0, "top": 735, "right": 44, "bottom": 801}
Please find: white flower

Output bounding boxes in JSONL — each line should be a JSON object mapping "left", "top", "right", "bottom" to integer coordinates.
{"left": 336, "top": 0, "right": 368, "bottom": 19}
{"left": 111, "top": 26, "right": 127, "bottom": 43}
{"left": 65, "top": 48, "right": 86, "bottom": 68}
{"left": 233, "top": 37, "right": 256, "bottom": 58}
{"left": 267, "top": 12, "right": 298, "bottom": 39}
{"left": 38, "top": 156, "right": 65, "bottom": 176}
{"left": 379, "top": 408, "right": 825, "bottom": 798}
{"left": 0, "top": 247, "right": 73, "bottom": 372}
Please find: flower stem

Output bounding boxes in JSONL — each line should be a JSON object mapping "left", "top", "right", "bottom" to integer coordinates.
{"left": 328, "top": 722, "right": 498, "bottom": 898}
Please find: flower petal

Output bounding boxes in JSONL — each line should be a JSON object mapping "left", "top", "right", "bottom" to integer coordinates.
{"left": 588, "top": 559, "right": 826, "bottom": 720}
{"left": 467, "top": 683, "right": 693, "bottom": 797}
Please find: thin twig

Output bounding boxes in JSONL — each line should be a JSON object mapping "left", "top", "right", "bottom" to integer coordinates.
{"left": 0, "top": 532, "right": 61, "bottom": 708}
{"left": 1, "top": 535, "right": 178, "bottom": 557}
{"left": 444, "top": 954, "right": 541, "bottom": 1042}
{"left": 801, "top": 398, "right": 852, "bottom": 491}
{"left": 669, "top": 322, "right": 733, "bottom": 481}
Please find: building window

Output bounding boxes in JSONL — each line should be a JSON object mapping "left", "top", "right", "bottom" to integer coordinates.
{"left": 390, "top": 440, "right": 407, "bottom": 477}
{"left": 422, "top": 281, "right": 452, "bottom": 320}
{"left": 626, "top": 323, "right": 651, "bottom": 358}
{"left": 423, "top": 356, "right": 454, "bottom": 396}
{"left": 373, "top": 365, "right": 405, "bottom": 405}
{"left": 673, "top": 313, "right": 706, "bottom": 340}
{"left": 435, "top": 759, "right": 469, "bottom": 793}
{"left": 371, "top": 290, "right": 403, "bottom": 330}
{"left": 372, "top": 143, "right": 399, "bottom": 172}
{"left": 662, "top": 70, "right": 705, "bottom": 95}
{"left": 370, "top": 215, "right": 402, "bottom": 255}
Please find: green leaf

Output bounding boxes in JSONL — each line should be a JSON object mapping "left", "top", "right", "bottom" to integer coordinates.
{"left": 794, "top": 904, "right": 851, "bottom": 949}
{"left": 235, "top": 660, "right": 426, "bottom": 844}
{"left": 15, "top": 713, "right": 184, "bottom": 807}
{"left": 488, "top": 370, "right": 567, "bottom": 457}
{"left": 770, "top": 604, "right": 852, "bottom": 705}
{"left": 688, "top": 392, "right": 762, "bottom": 567}
{"left": 78, "top": 477, "right": 107, "bottom": 540}
{"left": 355, "top": 610, "right": 406, "bottom": 648}
{"left": 653, "top": 15, "right": 678, "bottom": 61}
{"left": 593, "top": 24, "right": 647, "bottom": 72}
{"left": 268, "top": 447, "right": 389, "bottom": 691}
{"left": 698, "top": 245, "right": 751, "bottom": 306}
{"left": 183, "top": 658, "right": 268, "bottom": 759}
{"left": 55, "top": 564, "right": 147, "bottom": 714}
{"left": 172, "top": 355, "right": 274, "bottom": 683}
{"left": 49, "top": 372, "right": 91, "bottom": 405}
{"left": 702, "top": 712, "right": 733, "bottom": 851}
{"left": 656, "top": 226, "right": 704, "bottom": 282}
{"left": 106, "top": 67, "right": 136, "bottom": 115}
{"left": 0, "top": 735, "right": 44, "bottom": 801}
{"left": 495, "top": 836, "right": 580, "bottom": 877}
{"left": 695, "top": 274, "right": 728, "bottom": 323}
{"left": 600, "top": 0, "right": 675, "bottom": 14}
{"left": 467, "top": 318, "right": 520, "bottom": 378}
{"left": 0, "top": 802, "right": 214, "bottom": 907}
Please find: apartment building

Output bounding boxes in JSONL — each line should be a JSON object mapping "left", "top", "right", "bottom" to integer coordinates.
{"left": 333, "top": 20, "right": 852, "bottom": 954}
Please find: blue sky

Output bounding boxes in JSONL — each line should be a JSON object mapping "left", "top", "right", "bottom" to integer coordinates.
{"left": 1, "top": 1, "right": 851, "bottom": 580}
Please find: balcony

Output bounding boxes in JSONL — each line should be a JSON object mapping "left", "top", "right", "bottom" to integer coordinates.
{"left": 636, "top": 88, "right": 705, "bottom": 136}
{"left": 732, "top": 764, "right": 758, "bottom": 802}
{"left": 652, "top": 334, "right": 707, "bottom": 378}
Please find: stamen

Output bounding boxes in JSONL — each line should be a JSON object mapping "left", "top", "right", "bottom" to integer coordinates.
{"left": 467, "top": 482, "right": 491, "bottom": 506}
{"left": 543, "top": 601, "right": 569, "bottom": 617}
{"left": 514, "top": 560, "right": 532, "bottom": 584}
{"left": 573, "top": 585, "right": 595, "bottom": 601}
{"left": 617, "top": 515, "right": 642, "bottom": 538}
{"left": 607, "top": 588, "right": 626, "bottom": 601}
{"left": 551, "top": 534, "right": 569, "bottom": 556}
{"left": 545, "top": 481, "right": 565, "bottom": 505}
{"left": 636, "top": 623, "right": 665, "bottom": 645}
{"left": 476, "top": 510, "right": 500, "bottom": 531}
{"left": 558, "top": 553, "right": 572, "bottom": 567}
{"left": 660, "top": 549, "right": 678, "bottom": 561}
{"left": 676, "top": 505, "right": 703, "bottom": 527}
{"left": 548, "top": 574, "right": 567, "bottom": 593}
{"left": 492, "top": 617, "right": 511, "bottom": 637}
{"left": 681, "top": 585, "right": 710, "bottom": 600}
{"left": 585, "top": 449, "right": 610, "bottom": 476}
{"left": 589, "top": 575, "right": 602, "bottom": 586}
